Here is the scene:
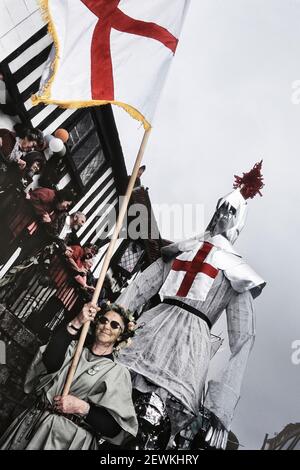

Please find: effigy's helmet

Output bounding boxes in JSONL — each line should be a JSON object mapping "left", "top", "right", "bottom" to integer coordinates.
{"left": 206, "top": 161, "right": 264, "bottom": 244}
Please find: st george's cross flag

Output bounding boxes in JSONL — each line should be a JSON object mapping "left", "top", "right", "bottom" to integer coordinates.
{"left": 159, "top": 242, "right": 220, "bottom": 302}
{"left": 33, "top": 0, "right": 191, "bottom": 129}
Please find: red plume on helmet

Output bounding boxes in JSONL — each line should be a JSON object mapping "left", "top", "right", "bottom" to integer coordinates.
{"left": 233, "top": 160, "right": 264, "bottom": 199}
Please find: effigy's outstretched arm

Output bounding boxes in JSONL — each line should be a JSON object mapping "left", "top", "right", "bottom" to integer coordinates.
{"left": 116, "top": 258, "right": 165, "bottom": 312}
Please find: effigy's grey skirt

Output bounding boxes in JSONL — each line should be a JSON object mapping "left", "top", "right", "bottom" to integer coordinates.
{"left": 118, "top": 302, "right": 211, "bottom": 419}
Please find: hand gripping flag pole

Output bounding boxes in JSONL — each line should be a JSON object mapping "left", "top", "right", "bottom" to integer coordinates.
{"left": 62, "top": 128, "right": 151, "bottom": 395}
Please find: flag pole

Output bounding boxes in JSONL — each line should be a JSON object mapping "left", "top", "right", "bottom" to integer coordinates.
{"left": 62, "top": 128, "right": 151, "bottom": 396}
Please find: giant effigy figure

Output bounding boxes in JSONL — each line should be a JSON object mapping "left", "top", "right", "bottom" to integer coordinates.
{"left": 117, "top": 162, "right": 266, "bottom": 450}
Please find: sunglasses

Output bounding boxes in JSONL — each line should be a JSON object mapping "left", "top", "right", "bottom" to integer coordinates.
{"left": 98, "top": 316, "right": 124, "bottom": 332}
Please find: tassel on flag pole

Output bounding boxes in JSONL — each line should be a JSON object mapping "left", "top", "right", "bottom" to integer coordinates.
{"left": 233, "top": 160, "right": 264, "bottom": 199}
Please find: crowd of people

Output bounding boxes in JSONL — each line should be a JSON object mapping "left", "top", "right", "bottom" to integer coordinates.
{"left": 0, "top": 123, "right": 67, "bottom": 260}
{"left": 0, "top": 117, "right": 105, "bottom": 339}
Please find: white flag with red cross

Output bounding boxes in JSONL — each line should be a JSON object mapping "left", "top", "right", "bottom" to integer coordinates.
{"left": 33, "top": 0, "right": 191, "bottom": 129}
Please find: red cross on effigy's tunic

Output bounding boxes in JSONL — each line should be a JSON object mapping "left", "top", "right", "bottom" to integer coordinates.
{"left": 81, "top": 0, "right": 179, "bottom": 100}
{"left": 172, "top": 242, "right": 219, "bottom": 297}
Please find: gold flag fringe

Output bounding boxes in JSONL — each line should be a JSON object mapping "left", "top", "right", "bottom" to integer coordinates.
{"left": 32, "top": 0, "right": 151, "bottom": 131}
{"left": 32, "top": 96, "right": 151, "bottom": 130}
{"left": 33, "top": 0, "right": 60, "bottom": 102}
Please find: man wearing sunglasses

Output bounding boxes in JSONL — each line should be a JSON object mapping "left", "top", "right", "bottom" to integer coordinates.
{"left": 65, "top": 242, "right": 98, "bottom": 275}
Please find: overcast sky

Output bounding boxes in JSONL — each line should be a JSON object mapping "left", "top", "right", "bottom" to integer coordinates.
{"left": 114, "top": 0, "right": 300, "bottom": 449}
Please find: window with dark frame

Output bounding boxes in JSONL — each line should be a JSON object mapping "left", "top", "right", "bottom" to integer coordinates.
{"left": 117, "top": 241, "right": 145, "bottom": 276}
{"left": 67, "top": 111, "right": 106, "bottom": 188}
